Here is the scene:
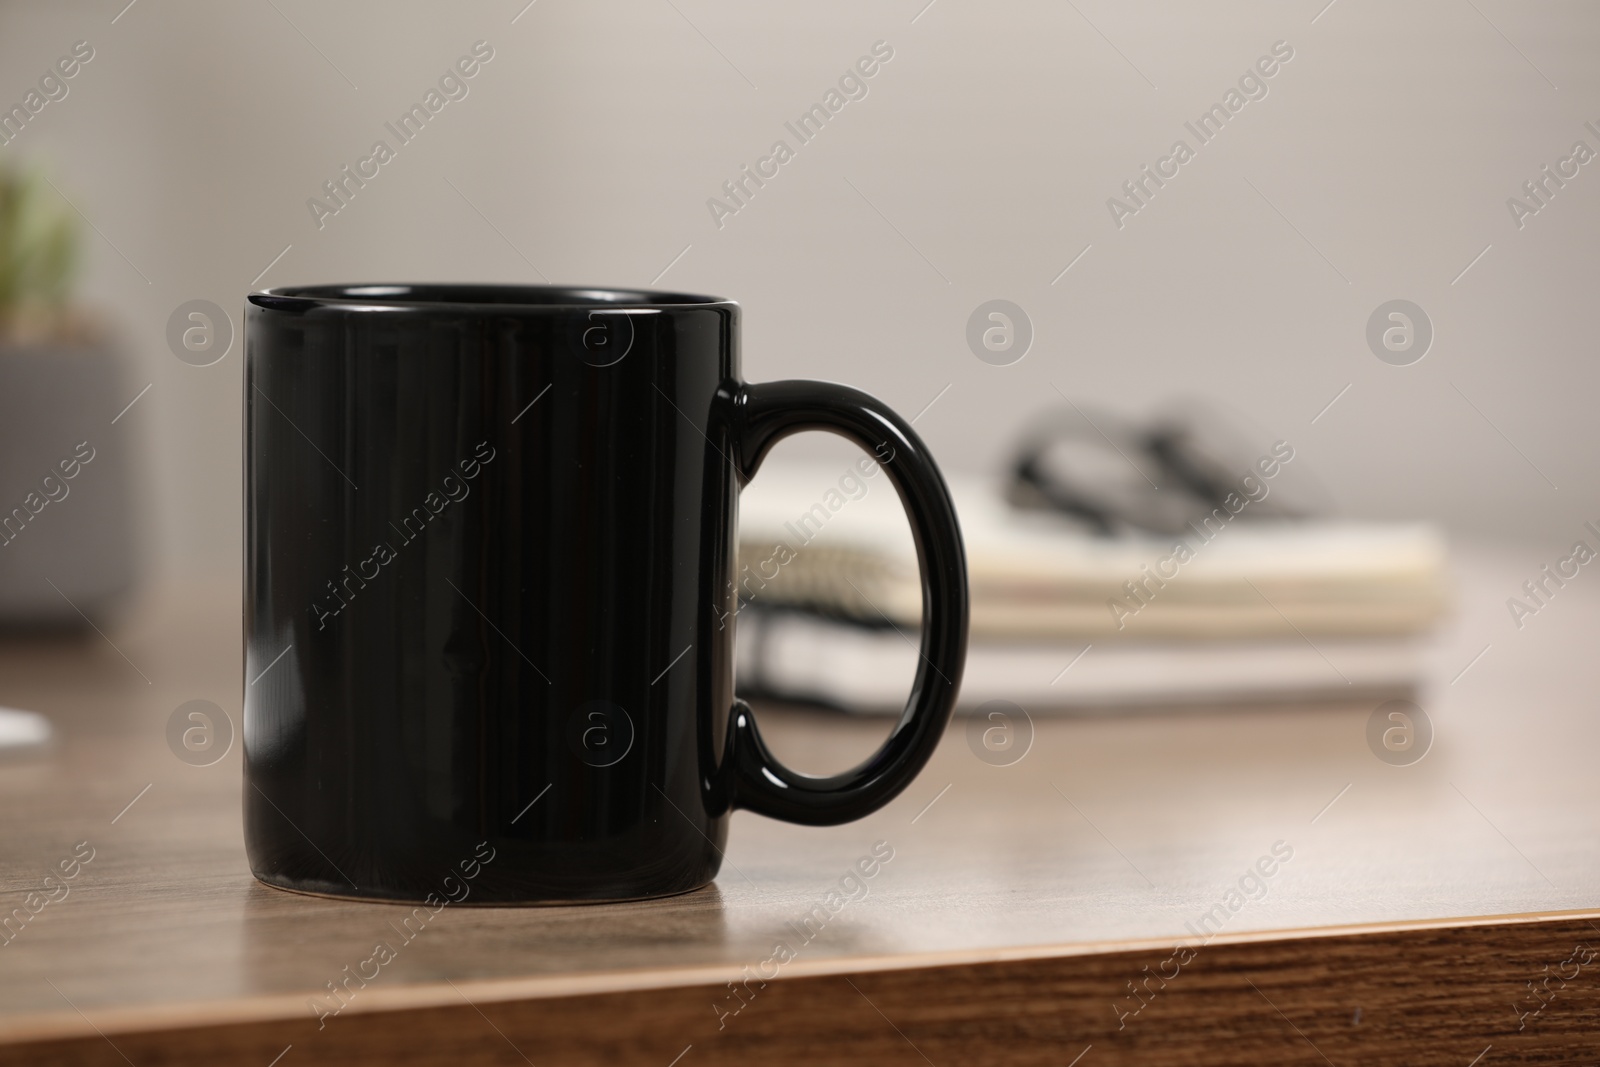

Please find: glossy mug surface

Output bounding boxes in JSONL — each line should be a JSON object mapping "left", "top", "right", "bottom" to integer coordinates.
{"left": 243, "top": 284, "right": 968, "bottom": 903}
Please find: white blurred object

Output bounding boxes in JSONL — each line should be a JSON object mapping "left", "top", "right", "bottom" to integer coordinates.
{"left": 0, "top": 706, "right": 52, "bottom": 757}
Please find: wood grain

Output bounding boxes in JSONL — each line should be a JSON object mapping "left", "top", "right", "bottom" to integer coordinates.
{"left": 6, "top": 914, "right": 1600, "bottom": 1066}
{"left": 0, "top": 549, "right": 1596, "bottom": 1063}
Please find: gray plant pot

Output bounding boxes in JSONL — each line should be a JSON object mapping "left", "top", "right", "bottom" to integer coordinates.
{"left": 0, "top": 341, "right": 138, "bottom": 627}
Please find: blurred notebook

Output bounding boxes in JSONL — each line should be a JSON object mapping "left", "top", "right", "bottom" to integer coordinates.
{"left": 734, "top": 464, "right": 1447, "bottom": 712}
{"left": 736, "top": 610, "right": 1423, "bottom": 712}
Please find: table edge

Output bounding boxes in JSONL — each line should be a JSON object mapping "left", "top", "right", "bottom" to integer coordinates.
{"left": 5, "top": 904, "right": 1598, "bottom": 1046}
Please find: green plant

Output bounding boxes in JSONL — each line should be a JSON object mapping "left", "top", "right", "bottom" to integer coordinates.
{"left": 0, "top": 164, "right": 80, "bottom": 339}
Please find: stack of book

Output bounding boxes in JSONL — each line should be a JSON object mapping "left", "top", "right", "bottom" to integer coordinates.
{"left": 734, "top": 464, "right": 1448, "bottom": 712}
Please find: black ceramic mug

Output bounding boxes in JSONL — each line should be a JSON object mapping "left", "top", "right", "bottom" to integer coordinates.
{"left": 243, "top": 284, "right": 968, "bottom": 904}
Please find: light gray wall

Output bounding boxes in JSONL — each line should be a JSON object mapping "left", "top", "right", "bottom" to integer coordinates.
{"left": 1, "top": 0, "right": 1594, "bottom": 580}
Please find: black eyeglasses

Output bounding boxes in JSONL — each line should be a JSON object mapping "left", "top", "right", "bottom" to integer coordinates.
{"left": 1005, "top": 402, "right": 1309, "bottom": 536}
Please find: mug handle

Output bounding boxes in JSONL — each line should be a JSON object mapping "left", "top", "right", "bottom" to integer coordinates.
{"left": 723, "top": 380, "right": 969, "bottom": 825}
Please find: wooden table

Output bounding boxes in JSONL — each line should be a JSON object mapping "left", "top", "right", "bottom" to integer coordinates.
{"left": 1, "top": 548, "right": 1597, "bottom": 1065}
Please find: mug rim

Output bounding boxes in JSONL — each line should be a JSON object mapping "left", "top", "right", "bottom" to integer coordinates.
{"left": 248, "top": 283, "right": 735, "bottom": 313}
